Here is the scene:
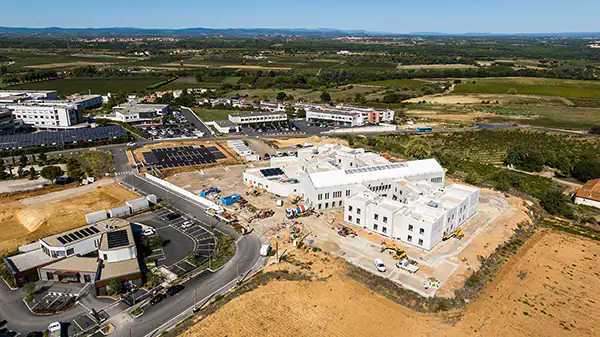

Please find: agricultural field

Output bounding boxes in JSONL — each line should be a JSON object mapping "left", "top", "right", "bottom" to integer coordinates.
{"left": 230, "top": 85, "right": 386, "bottom": 103}
{"left": 363, "top": 78, "right": 431, "bottom": 89}
{"left": 5, "top": 53, "right": 130, "bottom": 70}
{"left": 9, "top": 76, "right": 168, "bottom": 95}
{"left": 454, "top": 77, "right": 600, "bottom": 99}
{"left": 160, "top": 76, "right": 202, "bottom": 90}
{"left": 178, "top": 230, "right": 600, "bottom": 337}
{"left": 0, "top": 181, "right": 139, "bottom": 253}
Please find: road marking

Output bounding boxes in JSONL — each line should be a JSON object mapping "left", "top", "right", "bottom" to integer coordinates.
{"left": 224, "top": 167, "right": 230, "bottom": 172}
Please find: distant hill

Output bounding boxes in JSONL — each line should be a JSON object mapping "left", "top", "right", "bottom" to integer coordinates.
{"left": 0, "top": 26, "right": 598, "bottom": 38}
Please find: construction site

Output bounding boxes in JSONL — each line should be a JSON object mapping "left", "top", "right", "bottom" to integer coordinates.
{"left": 165, "top": 139, "right": 528, "bottom": 297}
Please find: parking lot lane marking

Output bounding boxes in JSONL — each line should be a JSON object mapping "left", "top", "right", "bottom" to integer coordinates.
{"left": 78, "top": 301, "right": 92, "bottom": 313}
{"left": 224, "top": 166, "right": 231, "bottom": 172}
{"left": 200, "top": 170, "right": 204, "bottom": 175}
{"left": 174, "top": 264, "right": 187, "bottom": 272}
{"left": 72, "top": 318, "right": 84, "bottom": 331}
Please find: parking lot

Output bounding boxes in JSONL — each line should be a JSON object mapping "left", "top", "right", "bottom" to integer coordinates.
{"left": 142, "top": 146, "right": 225, "bottom": 169}
{"left": 137, "top": 110, "right": 205, "bottom": 140}
{"left": 132, "top": 209, "right": 216, "bottom": 277}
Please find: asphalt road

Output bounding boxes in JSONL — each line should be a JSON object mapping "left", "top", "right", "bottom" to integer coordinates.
{"left": 179, "top": 107, "right": 213, "bottom": 137}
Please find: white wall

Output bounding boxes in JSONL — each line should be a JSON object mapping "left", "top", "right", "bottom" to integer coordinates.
{"left": 99, "top": 246, "right": 137, "bottom": 263}
{"left": 575, "top": 197, "right": 600, "bottom": 209}
{"left": 145, "top": 173, "right": 222, "bottom": 211}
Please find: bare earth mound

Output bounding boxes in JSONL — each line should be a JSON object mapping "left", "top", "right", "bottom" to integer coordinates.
{"left": 180, "top": 230, "right": 600, "bottom": 337}
{"left": 0, "top": 181, "right": 139, "bottom": 253}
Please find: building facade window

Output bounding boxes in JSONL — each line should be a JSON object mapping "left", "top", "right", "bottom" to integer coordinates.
{"left": 407, "top": 235, "right": 412, "bottom": 242}
{"left": 418, "top": 239, "right": 423, "bottom": 246}
{"left": 325, "top": 202, "right": 329, "bottom": 208}
{"left": 349, "top": 205, "right": 353, "bottom": 212}
{"left": 346, "top": 190, "right": 350, "bottom": 196}
{"left": 419, "top": 228, "right": 425, "bottom": 235}
{"left": 325, "top": 193, "right": 329, "bottom": 199}
{"left": 348, "top": 215, "right": 352, "bottom": 222}
{"left": 383, "top": 216, "right": 388, "bottom": 223}
{"left": 318, "top": 194, "right": 322, "bottom": 201}
{"left": 382, "top": 227, "right": 387, "bottom": 234}
{"left": 356, "top": 218, "right": 361, "bottom": 225}
{"left": 357, "top": 208, "right": 361, "bottom": 215}
{"left": 374, "top": 214, "right": 379, "bottom": 220}
{"left": 318, "top": 203, "right": 322, "bottom": 210}
{"left": 408, "top": 225, "right": 413, "bottom": 231}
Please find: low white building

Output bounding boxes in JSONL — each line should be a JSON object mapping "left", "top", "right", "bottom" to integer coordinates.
{"left": 228, "top": 111, "right": 287, "bottom": 125}
{"left": 110, "top": 102, "right": 171, "bottom": 123}
{"left": 69, "top": 94, "right": 103, "bottom": 110}
{"left": 0, "top": 90, "right": 58, "bottom": 100}
{"left": 305, "top": 109, "right": 364, "bottom": 127}
{"left": 206, "top": 119, "right": 240, "bottom": 134}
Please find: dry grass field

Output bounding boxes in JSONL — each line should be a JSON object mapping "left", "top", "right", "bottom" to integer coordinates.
{"left": 180, "top": 230, "right": 600, "bottom": 337}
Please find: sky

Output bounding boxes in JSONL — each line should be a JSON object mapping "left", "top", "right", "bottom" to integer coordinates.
{"left": 2, "top": 0, "right": 599, "bottom": 34}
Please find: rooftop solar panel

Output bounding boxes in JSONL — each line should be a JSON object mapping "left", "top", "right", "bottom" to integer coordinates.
{"left": 68, "top": 233, "right": 78, "bottom": 241}
{"left": 57, "top": 237, "right": 67, "bottom": 245}
{"left": 90, "top": 226, "right": 100, "bottom": 233}
{"left": 63, "top": 235, "right": 73, "bottom": 243}
{"left": 0, "top": 125, "right": 128, "bottom": 149}
{"left": 106, "top": 229, "right": 129, "bottom": 249}
{"left": 260, "top": 168, "right": 284, "bottom": 177}
{"left": 74, "top": 231, "right": 84, "bottom": 239}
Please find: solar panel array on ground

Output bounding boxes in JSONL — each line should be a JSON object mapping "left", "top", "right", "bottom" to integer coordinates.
{"left": 0, "top": 125, "right": 128, "bottom": 149}
{"left": 207, "top": 146, "right": 227, "bottom": 159}
{"left": 260, "top": 168, "right": 284, "bottom": 177}
{"left": 142, "top": 146, "right": 224, "bottom": 168}
{"left": 106, "top": 229, "right": 129, "bottom": 249}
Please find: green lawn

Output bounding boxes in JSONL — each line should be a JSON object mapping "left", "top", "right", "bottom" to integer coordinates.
{"left": 362, "top": 79, "right": 429, "bottom": 89}
{"left": 9, "top": 77, "right": 168, "bottom": 95}
{"left": 192, "top": 108, "right": 247, "bottom": 121}
{"left": 160, "top": 76, "right": 201, "bottom": 90}
{"left": 454, "top": 77, "right": 600, "bottom": 99}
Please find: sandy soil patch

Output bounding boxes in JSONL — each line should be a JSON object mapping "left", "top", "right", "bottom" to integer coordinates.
{"left": 396, "top": 64, "right": 477, "bottom": 70}
{"left": 266, "top": 136, "right": 348, "bottom": 148}
{"left": 25, "top": 61, "right": 113, "bottom": 69}
{"left": 0, "top": 181, "right": 138, "bottom": 253}
{"left": 181, "top": 230, "right": 600, "bottom": 337}
{"left": 456, "top": 230, "right": 600, "bottom": 336}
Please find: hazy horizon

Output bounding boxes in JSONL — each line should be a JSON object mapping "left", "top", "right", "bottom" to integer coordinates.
{"left": 2, "top": 0, "right": 599, "bottom": 34}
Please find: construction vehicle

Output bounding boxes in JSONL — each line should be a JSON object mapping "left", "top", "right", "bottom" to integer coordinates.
{"left": 381, "top": 244, "right": 408, "bottom": 260}
{"left": 289, "top": 195, "right": 302, "bottom": 204}
{"left": 380, "top": 152, "right": 391, "bottom": 160}
{"left": 199, "top": 186, "right": 220, "bottom": 197}
{"left": 285, "top": 205, "right": 310, "bottom": 219}
{"left": 251, "top": 209, "right": 274, "bottom": 221}
{"left": 247, "top": 187, "right": 264, "bottom": 196}
{"left": 338, "top": 226, "right": 357, "bottom": 237}
{"left": 221, "top": 194, "right": 241, "bottom": 206}
{"left": 442, "top": 228, "right": 464, "bottom": 241}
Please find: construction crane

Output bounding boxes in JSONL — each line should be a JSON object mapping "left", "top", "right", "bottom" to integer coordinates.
{"left": 381, "top": 244, "right": 407, "bottom": 260}
{"left": 443, "top": 228, "right": 464, "bottom": 241}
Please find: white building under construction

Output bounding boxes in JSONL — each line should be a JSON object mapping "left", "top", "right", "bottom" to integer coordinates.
{"left": 243, "top": 144, "right": 479, "bottom": 250}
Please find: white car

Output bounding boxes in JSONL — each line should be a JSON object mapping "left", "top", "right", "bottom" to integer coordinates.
{"left": 126, "top": 142, "right": 137, "bottom": 147}
{"left": 142, "top": 228, "right": 157, "bottom": 236}
{"left": 374, "top": 259, "right": 386, "bottom": 272}
{"left": 182, "top": 221, "right": 195, "bottom": 228}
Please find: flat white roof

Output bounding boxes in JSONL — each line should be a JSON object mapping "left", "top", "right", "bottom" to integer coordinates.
{"left": 308, "top": 158, "right": 444, "bottom": 189}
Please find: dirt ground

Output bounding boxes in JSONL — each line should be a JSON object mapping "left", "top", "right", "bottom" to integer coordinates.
{"left": 266, "top": 136, "right": 348, "bottom": 148}
{"left": 0, "top": 180, "right": 139, "bottom": 253}
{"left": 181, "top": 230, "right": 600, "bottom": 337}
{"left": 131, "top": 140, "right": 238, "bottom": 176}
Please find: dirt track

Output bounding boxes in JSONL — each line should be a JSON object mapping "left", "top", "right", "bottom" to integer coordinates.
{"left": 180, "top": 230, "right": 600, "bottom": 337}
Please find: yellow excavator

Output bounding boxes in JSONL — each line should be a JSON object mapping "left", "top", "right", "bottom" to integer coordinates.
{"left": 443, "top": 228, "right": 464, "bottom": 241}
{"left": 381, "top": 244, "right": 408, "bottom": 260}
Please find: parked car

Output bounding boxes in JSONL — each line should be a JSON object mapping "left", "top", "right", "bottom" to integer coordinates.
{"left": 275, "top": 151, "right": 283, "bottom": 157}
{"left": 273, "top": 144, "right": 279, "bottom": 149}
{"left": 167, "top": 285, "right": 184, "bottom": 296}
{"left": 165, "top": 213, "right": 181, "bottom": 221}
{"left": 150, "top": 294, "right": 166, "bottom": 306}
{"left": 142, "top": 228, "right": 157, "bottom": 236}
{"left": 182, "top": 221, "right": 194, "bottom": 228}
{"left": 373, "top": 259, "right": 386, "bottom": 272}
{"left": 264, "top": 153, "right": 271, "bottom": 160}
{"left": 126, "top": 142, "right": 137, "bottom": 147}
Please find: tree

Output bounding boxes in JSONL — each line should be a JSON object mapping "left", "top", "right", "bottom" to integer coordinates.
{"left": 29, "top": 167, "right": 37, "bottom": 180}
{"left": 41, "top": 166, "right": 64, "bottom": 184}
{"left": 590, "top": 126, "right": 600, "bottom": 135}
{"left": 38, "top": 152, "right": 47, "bottom": 164}
{"left": 23, "top": 282, "right": 36, "bottom": 301}
{"left": 541, "top": 190, "right": 572, "bottom": 217}
{"left": 296, "top": 108, "right": 306, "bottom": 119}
{"left": 572, "top": 157, "right": 600, "bottom": 182}
{"left": 19, "top": 155, "right": 27, "bottom": 167}
{"left": 320, "top": 91, "right": 331, "bottom": 103}
{"left": 507, "top": 88, "right": 518, "bottom": 95}
{"left": 405, "top": 138, "right": 431, "bottom": 159}
{"left": 276, "top": 91, "right": 287, "bottom": 101}
{"left": 17, "top": 168, "right": 24, "bottom": 178}
{"left": 284, "top": 105, "right": 295, "bottom": 119}
{"left": 68, "top": 169, "right": 84, "bottom": 180}
{"left": 354, "top": 93, "right": 366, "bottom": 104}
{"left": 108, "top": 279, "right": 123, "bottom": 295}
